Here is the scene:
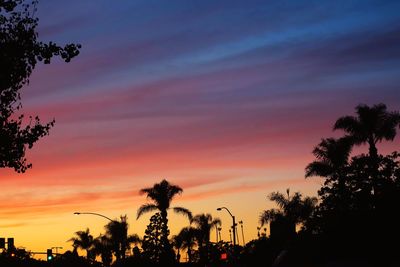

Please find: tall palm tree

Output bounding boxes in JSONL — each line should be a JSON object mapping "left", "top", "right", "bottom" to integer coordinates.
{"left": 334, "top": 103, "right": 400, "bottom": 160}
{"left": 68, "top": 228, "right": 93, "bottom": 258}
{"left": 259, "top": 190, "right": 317, "bottom": 235}
{"left": 104, "top": 215, "right": 140, "bottom": 261}
{"left": 191, "top": 213, "right": 221, "bottom": 247}
{"left": 334, "top": 103, "right": 400, "bottom": 196}
{"left": 137, "top": 179, "right": 192, "bottom": 243}
{"left": 191, "top": 213, "right": 221, "bottom": 265}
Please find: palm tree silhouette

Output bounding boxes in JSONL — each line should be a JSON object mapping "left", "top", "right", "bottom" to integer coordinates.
{"left": 306, "top": 137, "right": 352, "bottom": 179}
{"left": 191, "top": 213, "right": 221, "bottom": 265}
{"left": 306, "top": 137, "right": 353, "bottom": 208}
{"left": 334, "top": 103, "right": 400, "bottom": 197}
{"left": 104, "top": 215, "right": 140, "bottom": 261}
{"left": 334, "top": 103, "right": 400, "bottom": 159}
{"left": 175, "top": 226, "right": 198, "bottom": 263}
{"left": 92, "top": 234, "right": 113, "bottom": 267}
{"left": 172, "top": 234, "right": 183, "bottom": 262}
{"left": 259, "top": 189, "right": 317, "bottom": 237}
{"left": 68, "top": 228, "right": 93, "bottom": 258}
{"left": 137, "top": 179, "right": 192, "bottom": 244}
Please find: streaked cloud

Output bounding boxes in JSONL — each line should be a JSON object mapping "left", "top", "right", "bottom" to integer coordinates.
{"left": 1, "top": 0, "right": 399, "bottom": 253}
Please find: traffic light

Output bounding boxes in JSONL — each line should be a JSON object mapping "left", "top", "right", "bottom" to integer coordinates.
{"left": 47, "top": 249, "right": 53, "bottom": 261}
{"left": 0, "top": 238, "right": 5, "bottom": 249}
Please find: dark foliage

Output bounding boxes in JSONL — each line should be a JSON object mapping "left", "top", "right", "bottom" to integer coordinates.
{"left": 305, "top": 104, "right": 400, "bottom": 266}
{"left": 141, "top": 212, "right": 176, "bottom": 266}
{"left": 0, "top": 250, "right": 101, "bottom": 267}
{"left": 0, "top": 0, "right": 80, "bottom": 173}
{"left": 104, "top": 215, "right": 140, "bottom": 261}
{"left": 190, "top": 213, "right": 221, "bottom": 266}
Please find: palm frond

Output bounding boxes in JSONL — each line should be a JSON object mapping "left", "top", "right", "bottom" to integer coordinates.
{"left": 211, "top": 218, "right": 222, "bottom": 226}
{"left": 211, "top": 218, "right": 222, "bottom": 228}
{"left": 166, "top": 183, "right": 183, "bottom": 200}
{"left": 269, "top": 191, "right": 288, "bottom": 209}
{"left": 334, "top": 115, "right": 359, "bottom": 134}
{"left": 305, "top": 161, "right": 332, "bottom": 178}
{"left": 173, "top": 206, "right": 192, "bottom": 220}
{"left": 259, "top": 209, "right": 281, "bottom": 226}
{"left": 378, "top": 110, "right": 400, "bottom": 141}
{"left": 136, "top": 203, "right": 158, "bottom": 219}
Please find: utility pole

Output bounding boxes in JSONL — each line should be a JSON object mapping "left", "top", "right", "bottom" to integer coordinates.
{"left": 239, "top": 221, "right": 245, "bottom": 245}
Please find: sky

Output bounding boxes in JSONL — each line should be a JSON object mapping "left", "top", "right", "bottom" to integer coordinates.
{"left": 1, "top": 0, "right": 400, "bottom": 257}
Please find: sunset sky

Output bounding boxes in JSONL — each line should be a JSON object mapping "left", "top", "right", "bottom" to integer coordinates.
{"left": 1, "top": 0, "right": 400, "bottom": 257}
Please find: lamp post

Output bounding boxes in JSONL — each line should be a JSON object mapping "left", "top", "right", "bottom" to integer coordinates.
{"left": 73, "top": 212, "right": 114, "bottom": 222}
{"left": 217, "top": 207, "right": 236, "bottom": 247}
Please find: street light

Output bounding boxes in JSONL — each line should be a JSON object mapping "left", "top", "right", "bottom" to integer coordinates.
{"left": 217, "top": 207, "right": 236, "bottom": 247}
{"left": 74, "top": 212, "right": 114, "bottom": 222}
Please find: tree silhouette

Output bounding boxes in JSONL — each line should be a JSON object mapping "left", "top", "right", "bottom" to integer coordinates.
{"left": 141, "top": 212, "right": 175, "bottom": 265}
{"left": 104, "top": 215, "right": 140, "bottom": 261}
{"left": 174, "top": 226, "right": 197, "bottom": 263}
{"left": 306, "top": 137, "right": 353, "bottom": 210}
{"left": 92, "top": 234, "right": 112, "bottom": 267}
{"left": 191, "top": 213, "right": 221, "bottom": 266}
{"left": 259, "top": 189, "right": 317, "bottom": 238}
{"left": 334, "top": 103, "right": 400, "bottom": 198}
{"left": 0, "top": 0, "right": 80, "bottom": 173}
{"left": 304, "top": 104, "right": 400, "bottom": 264}
{"left": 68, "top": 228, "right": 93, "bottom": 258}
{"left": 137, "top": 179, "right": 192, "bottom": 250}
{"left": 171, "top": 232, "right": 183, "bottom": 262}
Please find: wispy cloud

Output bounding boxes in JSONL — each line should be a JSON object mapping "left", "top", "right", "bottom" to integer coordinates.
{"left": 1, "top": 0, "right": 400, "bottom": 250}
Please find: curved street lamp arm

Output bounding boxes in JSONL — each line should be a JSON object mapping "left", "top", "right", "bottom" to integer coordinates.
{"left": 217, "top": 207, "right": 234, "bottom": 218}
{"left": 217, "top": 206, "right": 237, "bottom": 247}
{"left": 74, "top": 212, "right": 114, "bottom": 222}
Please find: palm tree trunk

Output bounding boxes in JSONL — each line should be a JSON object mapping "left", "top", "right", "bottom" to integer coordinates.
{"left": 160, "top": 209, "right": 169, "bottom": 242}
{"left": 115, "top": 245, "right": 121, "bottom": 261}
{"left": 187, "top": 247, "right": 192, "bottom": 263}
{"left": 368, "top": 138, "right": 379, "bottom": 207}
{"left": 121, "top": 243, "right": 126, "bottom": 259}
{"left": 337, "top": 172, "right": 346, "bottom": 211}
{"left": 368, "top": 138, "right": 378, "bottom": 160}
